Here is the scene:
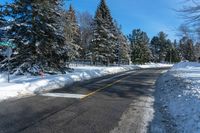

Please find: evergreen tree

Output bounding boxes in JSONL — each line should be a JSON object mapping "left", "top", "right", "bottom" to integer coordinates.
{"left": 0, "top": 4, "right": 6, "bottom": 41}
{"left": 128, "top": 29, "right": 151, "bottom": 64}
{"left": 179, "top": 36, "right": 196, "bottom": 61}
{"left": 150, "top": 31, "right": 169, "bottom": 62}
{"left": 194, "top": 43, "right": 200, "bottom": 60}
{"left": 63, "top": 5, "right": 81, "bottom": 62}
{"left": 165, "top": 39, "right": 181, "bottom": 63}
{"left": 150, "top": 36, "right": 160, "bottom": 62}
{"left": 5, "top": 0, "right": 34, "bottom": 73}
{"left": 0, "top": 4, "right": 6, "bottom": 62}
{"left": 114, "top": 22, "right": 130, "bottom": 64}
{"left": 2, "top": 0, "right": 69, "bottom": 74}
{"left": 91, "top": 0, "right": 117, "bottom": 65}
{"left": 158, "top": 32, "right": 168, "bottom": 62}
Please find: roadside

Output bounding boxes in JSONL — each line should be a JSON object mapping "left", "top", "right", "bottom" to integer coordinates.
{"left": 110, "top": 69, "right": 166, "bottom": 133}
{"left": 0, "top": 63, "right": 172, "bottom": 102}
{"left": 149, "top": 62, "right": 200, "bottom": 133}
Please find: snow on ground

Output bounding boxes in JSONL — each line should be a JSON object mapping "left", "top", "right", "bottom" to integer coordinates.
{"left": 0, "top": 63, "right": 172, "bottom": 102}
{"left": 151, "top": 61, "right": 200, "bottom": 133}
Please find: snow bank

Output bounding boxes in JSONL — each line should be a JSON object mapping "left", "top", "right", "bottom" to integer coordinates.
{"left": 0, "top": 73, "right": 7, "bottom": 83}
{"left": 171, "top": 61, "right": 200, "bottom": 70}
{"left": 138, "top": 63, "right": 172, "bottom": 69}
{"left": 0, "top": 63, "right": 172, "bottom": 102}
{"left": 155, "top": 62, "right": 200, "bottom": 132}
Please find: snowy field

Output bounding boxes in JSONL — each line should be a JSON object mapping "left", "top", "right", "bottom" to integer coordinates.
{"left": 0, "top": 63, "right": 171, "bottom": 102}
{"left": 152, "top": 62, "right": 200, "bottom": 133}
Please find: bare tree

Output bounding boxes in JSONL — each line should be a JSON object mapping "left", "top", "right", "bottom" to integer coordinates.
{"left": 179, "top": 0, "right": 200, "bottom": 40}
{"left": 77, "top": 11, "right": 94, "bottom": 59}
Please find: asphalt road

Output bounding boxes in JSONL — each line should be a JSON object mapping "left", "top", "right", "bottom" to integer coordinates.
{"left": 0, "top": 68, "right": 169, "bottom": 133}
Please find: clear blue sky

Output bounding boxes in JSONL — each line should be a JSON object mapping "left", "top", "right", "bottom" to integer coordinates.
{"left": 1, "top": 0, "right": 184, "bottom": 40}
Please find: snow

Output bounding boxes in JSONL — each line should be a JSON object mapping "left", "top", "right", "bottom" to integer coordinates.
{"left": 0, "top": 63, "right": 172, "bottom": 102}
{"left": 154, "top": 61, "right": 200, "bottom": 132}
{"left": 41, "top": 93, "right": 85, "bottom": 99}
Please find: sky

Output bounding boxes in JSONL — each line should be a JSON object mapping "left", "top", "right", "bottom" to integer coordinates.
{"left": 0, "top": 0, "right": 185, "bottom": 40}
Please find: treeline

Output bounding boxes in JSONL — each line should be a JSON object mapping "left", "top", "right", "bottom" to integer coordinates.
{"left": 0, "top": 0, "right": 199, "bottom": 74}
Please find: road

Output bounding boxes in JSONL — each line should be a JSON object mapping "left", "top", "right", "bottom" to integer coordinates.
{"left": 0, "top": 68, "right": 169, "bottom": 133}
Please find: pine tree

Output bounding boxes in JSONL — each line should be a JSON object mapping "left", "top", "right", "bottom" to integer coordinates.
{"left": 194, "top": 43, "right": 200, "bottom": 60}
{"left": 2, "top": 0, "right": 69, "bottom": 74}
{"left": 165, "top": 40, "right": 181, "bottom": 63}
{"left": 179, "top": 36, "right": 196, "bottom": 61}
{"left": 0, "top": 4, "right": 6, "bottom": 62}
{"left": 114, "top": 21, "right": 130, "bottom": 64}
{"left": 5, "top": 0, "right": 34, "bottom": 73}
{"left": 150, "top": 36, "right": 160, "bottom": 62}
{"left": 128, "top": 29, "right": 151, "bottom": 64}
{"left": 0, "top": 4, "right": 6, "bottom": 41}
{"left": 65, "top": 5, "right": 81, "bottom": 59}
{"left": 150, "top": 31, "right": 169, "bottom": 62}
{"left": 158, "top": 32, "right": 168, "bottom": 62}
{"left": 91, "top": 0, "right": 117, "bottom": 65}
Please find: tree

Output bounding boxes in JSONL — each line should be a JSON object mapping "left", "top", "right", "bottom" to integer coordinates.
{"left": 128, "top": 29, "right": 151, "bottom": 64}
{"left": 150, "top": 31, "right": 169, "bottom": 62}
{"left": 150, "top": 36, "right": 160, "bottom": 62}
{"left": 179, "top": 36, "right": 196, "bottom": 61}
{"left": 2, "top": 0, "right": 70, "bottom": 74}
{"left": 194, "top": 43, "right": 200, "bottom": 60}
{"left": 0, "top": 4, "right": 6, "bottom": 62}
{"left": 66, "top": 4, "right": 81, "bottom": 57}
{"left": 165, "top": 40, "right": 181, "bottom": 63}
{"left": 114, "top": 21, "right": 130, "bottom": 64}
{"left": 63, "top": 4, "right": 81, "bottom": 63}
{"left": 78, "top": 11, "right": 94, "bottom": 59}
{"left": 4, "top": 0, "right": 34, "bottom": 73}
{"left": 0, "top": 4, "right": 6, "bottom": 41}
{"left": 178, "top": 0, "right": 200, "bottom": 41}
{"left": 158, "top": 32, "right": 168, "bottom": 62}
{"left": 177, "top": 24, "right": 192, "bottom": 38}
{"left": 91, "top": 0, "right": 117, "bottom": 65}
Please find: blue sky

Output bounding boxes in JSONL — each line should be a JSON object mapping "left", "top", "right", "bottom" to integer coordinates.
{"left": 1, "top": 0, "right": 184, "bottom": 40}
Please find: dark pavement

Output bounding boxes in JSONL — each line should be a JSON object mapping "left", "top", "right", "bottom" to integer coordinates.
{"left": 0, "top": 68, "right": 169, "bottom": 133}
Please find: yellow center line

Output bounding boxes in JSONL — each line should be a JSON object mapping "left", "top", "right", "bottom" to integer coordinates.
{"left": 80, "top": 75, "right": 130, "bottom": 100}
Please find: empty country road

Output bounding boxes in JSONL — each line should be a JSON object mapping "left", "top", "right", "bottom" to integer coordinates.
{"left": 0, "top": 68, "right": 169, "bottom": 133}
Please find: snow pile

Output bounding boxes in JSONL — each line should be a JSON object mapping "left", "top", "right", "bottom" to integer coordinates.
{"left": 0, "top": 73, "right": 7, "bottom": 83}
{"left": 155, "top": 62, "right": 200, "bottom": 132}
{"left": 0, "top": 63, "right": 172, "bottom": 102}
{"left": 171, "top": 61, "right": 200, "bottom": 70}
{"left": 138, "top": 63, "right": 172, "bottom": 69}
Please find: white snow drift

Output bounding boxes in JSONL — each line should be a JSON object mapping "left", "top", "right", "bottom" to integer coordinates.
{"left": 0, "top": 63, "right": 172, "bottom": 102}
{"left": 155, "top": 61, "right": 200, "bottom": 133}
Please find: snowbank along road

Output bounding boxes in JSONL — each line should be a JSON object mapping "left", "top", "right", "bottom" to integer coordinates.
{"left": 0, "top": 67, "right": 170, "bottom": 133}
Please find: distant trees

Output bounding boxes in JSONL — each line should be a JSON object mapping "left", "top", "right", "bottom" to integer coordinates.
{"left": 150, "top": 32, "right": 181, "bottom": 63}
{"left": 0, "top": 0, "right": 198, "bottom": 75}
